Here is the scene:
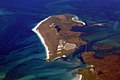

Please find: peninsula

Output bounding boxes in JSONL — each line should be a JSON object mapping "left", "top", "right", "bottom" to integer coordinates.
{"left": 32, "top": 14, "right": 86, "bottom": 62}
{"left": 32, "top": 14, "right": 120, "bottom": 80}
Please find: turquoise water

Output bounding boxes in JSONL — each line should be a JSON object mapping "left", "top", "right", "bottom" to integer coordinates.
{"left": 0, "top": 0, "right": 120, "bottom": 80}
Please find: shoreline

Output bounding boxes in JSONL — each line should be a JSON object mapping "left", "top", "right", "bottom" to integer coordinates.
{"left": 78, "top": 75, "right": 82, "bottom": 80}
{"left": 32, "top": 14, "right": 85, "bottom": 61}
{"left": 72, "top": 16, "right": 86, "bottom": 26}
{"left": 72, "top": 74, "right": 82, "bottom": 80}
{"left": 32, "top": 16, "right": 51, "bottom": 60}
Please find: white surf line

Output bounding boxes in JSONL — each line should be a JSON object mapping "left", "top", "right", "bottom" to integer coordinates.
{"left": 72, "top": 16, "right": 85, "bottom": 26}
{"left": 32, "top": 16, "right": 51, "bottom": 60}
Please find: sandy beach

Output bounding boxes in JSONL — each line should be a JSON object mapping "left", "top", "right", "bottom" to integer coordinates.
{"left": 72, "top": 16, "right": 86, "bottom": 26}
{"left": 32, "top": 14, "right": 86, "bottom": 61}
{"left": 72, "top": 74, "right": 82, "bottom": 80}
{"left": 32, "top": 16, "right": 51, "bottom": 60}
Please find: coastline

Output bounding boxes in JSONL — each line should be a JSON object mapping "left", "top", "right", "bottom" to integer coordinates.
{"left": 32, "top": 14, "right": 86, "bottom": 61}
{"left": 78, "top": 75, "right": 82, "bottom": 80}
{"left": 72, "top": 16, "right": 86, "bottom": 26}
{"left": 32, "top": 16, "right": 51, "bottom": 60}
{"left": 72, "top": 74, "right": 82, "bottom": 80}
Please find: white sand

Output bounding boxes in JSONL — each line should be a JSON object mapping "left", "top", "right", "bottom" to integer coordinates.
{"left": 32, "top": 16, "right": 51, "bottom": 60}
{"left": 78, "top": 75, "right": 82, "bottom": 80}
{"left": 72, "top": 74, "right": 82, "bottom": 80}
{"left": 72, "top": 16, "right": 85, "bottom": 26}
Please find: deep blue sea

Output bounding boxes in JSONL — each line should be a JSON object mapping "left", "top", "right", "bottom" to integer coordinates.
{"left": 0, "top": 0, "right": 120, "bottom": 80}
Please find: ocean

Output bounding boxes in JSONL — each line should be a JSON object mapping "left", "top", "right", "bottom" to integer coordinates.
{"left": 0, "top": 0, "right": 120, "bottom": 80}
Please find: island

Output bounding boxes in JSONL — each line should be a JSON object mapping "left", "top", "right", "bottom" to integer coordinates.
{"left": 32, "top": 14, "right": 86, "bottom": 62}
{"left": 32, "top": 14, "right": 120, "bottom": 80}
